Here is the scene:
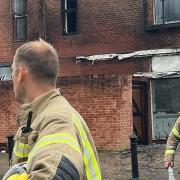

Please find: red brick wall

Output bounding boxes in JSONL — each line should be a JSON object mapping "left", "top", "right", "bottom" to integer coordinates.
{"left": 0, "top": 0, "right": 176, "bottom": 149}
{"left": 0, "top": 1, "right": 26, "bottom": 62}
{"left": 0, "top": 74, "right": 132, "bottom": 150}
{"left": 0, "top": 1, "right": 14, "bottom": 61}
{"left": 46, "top": 0, "right": 180, "bottom": 58}
{"left": 0, "top": 0, "right": 178, "bottom": 73}
{"left": 27, "top": 0, "right": 41, "bottom": 40}
{"left": 59, "top": 74, "right": 133, "bottom": 150}
{"left": 0, "top": 82, "right": 19, "bottom": 143}
{"left": 59, "top": 57, "right": 150, "bottom": 77}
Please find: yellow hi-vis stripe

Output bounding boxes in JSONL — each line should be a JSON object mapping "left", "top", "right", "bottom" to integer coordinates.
{"left": 28, "top": 133, "right": 81, "bottom": 161}
{"left": 165, "top": 149, "right": 175, "bottom": 155}
{"left": 172, "top": 126, "right": 180, "bottom": 138}
{"left": 13, "top": 143, "right": 29, "bottom": 158}
{"left": 72, "top": 113, "right": 101, "bottom": 180}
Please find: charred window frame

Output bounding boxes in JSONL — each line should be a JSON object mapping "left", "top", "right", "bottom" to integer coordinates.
{"left": 61, "top": 0, "right": 77, "bottom": 35}
{"left": 144, "top": 0, "right": 180, "bottom": 30}
{"left": 11, "top": 0, "right": 27, "bottom": 41}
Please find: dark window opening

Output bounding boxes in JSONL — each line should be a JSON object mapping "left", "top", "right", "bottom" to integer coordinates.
{"left": 11, "top": 0, "right": 27, "bottom": 41}
{"left": 62, "top": 0, "right": 77, "bottom": 35}
{"left": 14, "top": 16, "right": 27, "bottom": 41}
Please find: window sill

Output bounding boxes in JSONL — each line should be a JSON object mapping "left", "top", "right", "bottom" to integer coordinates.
{"left": 145, "top": 22, "right": 180, "bottom": 31}
{"left": 62, "top": 32, "right": 78, "bottom": 36}
{"left": 13, "top": 37, "right": 27, "bottom": 43}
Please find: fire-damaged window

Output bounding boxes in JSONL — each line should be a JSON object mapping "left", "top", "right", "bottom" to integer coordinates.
{"left": 14, "top": 16, "right": 27, "bottom": 41}
{"left": 154, "top": 0, "right": 180, "bottom": 24}
{"left": 0, "top": 65, "right": 12, "bottom": 81}
{"left": 152, "top": 78, "right": 180, "bottom": 113}
{"left": 61, "top": 0, "right": 77, "bottom": 35}
{"left": 11, "top": 0, "right": 27, "bottom": 41}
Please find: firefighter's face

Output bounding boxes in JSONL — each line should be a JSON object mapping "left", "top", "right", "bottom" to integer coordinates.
{"left": 11, "top": 58, "right": 26, "bottom": 103}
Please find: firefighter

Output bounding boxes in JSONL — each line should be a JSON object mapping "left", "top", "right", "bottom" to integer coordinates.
{"left": 3, "top": 39, "right": 101, "bottom": 179}
{"left": 164, "top": 117, "right": 180, "bottom": 168}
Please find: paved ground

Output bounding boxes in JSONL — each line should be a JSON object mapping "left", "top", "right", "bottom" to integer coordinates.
{"left": 0, "top": 144, "right": 180, "bottom": 179}
{"left": 99, "top": 144, "right": 180, "bottom": 180}
{"left": 0, "top": 153, "right": 8, "bottom": 179}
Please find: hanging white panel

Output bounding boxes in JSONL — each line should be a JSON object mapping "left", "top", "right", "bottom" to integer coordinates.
{"left": 152, "top": 55, "right": 180, "bottom": 72}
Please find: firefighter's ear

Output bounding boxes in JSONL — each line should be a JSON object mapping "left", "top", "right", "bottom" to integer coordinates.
{"left": 18, "top": 66, "right": 27, "bottom": 82}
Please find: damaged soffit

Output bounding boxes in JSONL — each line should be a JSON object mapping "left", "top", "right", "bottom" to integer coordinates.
{"left": 76, "top": 48, "right": 180, "bottom": 64}
{"left": 133, "top": 55, "right": 180, "bottom": 79}
{"left": 133, "top": 72, "right": 180, "bottom": 79}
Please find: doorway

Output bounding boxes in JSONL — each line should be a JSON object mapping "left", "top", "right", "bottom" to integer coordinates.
{"left": 132, "top": 80, "right": 148, "bottom": 144}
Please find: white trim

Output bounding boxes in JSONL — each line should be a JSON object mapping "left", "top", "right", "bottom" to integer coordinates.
{"left": 76, "top": 48, "right": 180, "bottom": 64}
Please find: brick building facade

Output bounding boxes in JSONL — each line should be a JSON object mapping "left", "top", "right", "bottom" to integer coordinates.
{"left": 1, "top": 0, "right": 180, "bottom": 150}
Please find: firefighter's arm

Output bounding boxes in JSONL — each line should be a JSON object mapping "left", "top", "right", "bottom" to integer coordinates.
{"left": 164, "top": 117, "right": 180, "bottom": 167}
{"left": 27, "top": 114, "right": 80, "bottom": 179}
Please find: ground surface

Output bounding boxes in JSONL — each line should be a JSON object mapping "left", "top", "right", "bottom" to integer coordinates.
{"left": 0, "top": 144, "right": 180, "bottom": 179}
{"left": 99, "top": 144, "right": 180, "bottom": 180}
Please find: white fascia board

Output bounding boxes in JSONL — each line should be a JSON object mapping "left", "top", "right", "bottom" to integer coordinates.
{"left": 152, "top": 55, "right": 180, "bottom": 72}
{"left": 76, "top": 48, "right": 180, "bottom": 63}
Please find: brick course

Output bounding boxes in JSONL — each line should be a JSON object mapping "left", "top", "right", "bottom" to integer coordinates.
{"left": 0, "top": 74, "right": 132, "bottom": 150}
{"left": 59, "top": 74, "right": 133, "bottom": 150}
{"left": 0, "top": 0, "right": 178, "bottom": 149}
{"left": 1, "top": 0, "right": 180, "bottom": 63}
{"left": 0, "top": 82, "right": 19, "bottom": 143}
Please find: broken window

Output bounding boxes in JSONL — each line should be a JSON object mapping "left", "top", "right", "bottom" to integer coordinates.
{"left": 0, "top": 66, "right": 12, "bottom": 81}
{"left": 154, "top": 0, "right": 180, "bottom": 24}
{"left": 152, "top": 78, "right": 180, "bottom": 113}
{"left": 62, "top": 0, "right": 77, "bottom": 35}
